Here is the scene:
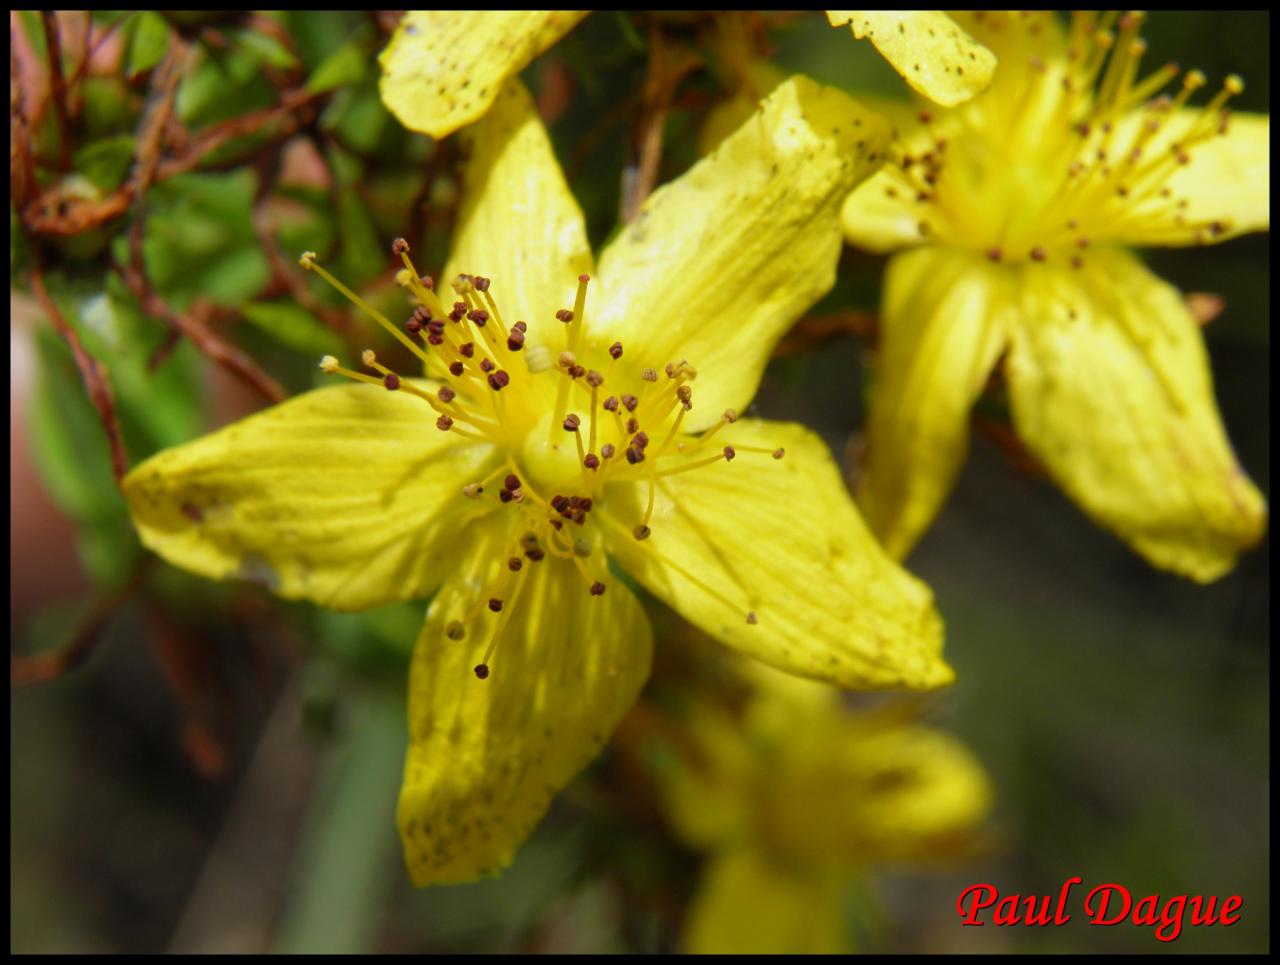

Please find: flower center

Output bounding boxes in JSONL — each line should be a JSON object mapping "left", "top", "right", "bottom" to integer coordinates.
{"left": 300, "top": 240, "right": 784, "bottom": 679}
{"left": 894, "top": 11, "right": 1244, "bottom": 264}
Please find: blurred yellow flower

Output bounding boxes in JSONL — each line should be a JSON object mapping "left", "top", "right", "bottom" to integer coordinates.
{"left": 826, "top": 11, "right": 996, "bottom": 106}
{"left": 123, "top": 76, "right": 954, "bottom": 887}
{"left": 843, "top": 11, "right": 1268, "bottom": 581}
{"left": 649, "top": 661, "right": 991, "bottom": 953}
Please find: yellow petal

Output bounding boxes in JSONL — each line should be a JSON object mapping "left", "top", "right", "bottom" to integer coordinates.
{"left": 697, "top": 59, "right": 788, "bottom": 156}
{"left": 1124, "top": 110, "right": 1270, "bottom": 247}
{"left": 761, "top": 716, "right": 992, "bottom": 866}
{"left": 1005, "top": 248, "right": 1266, "bottom": 582}
{"left": 594, "top": 75, "right": 891, "bottom": 431}
{"left": 398, "top": 513, "right": 653, "bottom": 886}
{"left": 378, "top": 11, "right": 587, "bottom": 139}
{"left": 858, "top": 247, "right": 1009, "bottom": 560}
{"left": 444, "top": 78, "right": 594, "bottom": 362}
{"left": 683, "top": 850, "right": 849, "bottom": 954}
{"left": 827, "top": 11, "right": 996, "bottom": 107}
{"left": 841, "top": 166, "right": 930, "bottom": 253}
{"left": 603, "top": 419, "right": 952, "bottom": 690}
{"left": 124, "top": 383, "right": 496, "bottom": 611}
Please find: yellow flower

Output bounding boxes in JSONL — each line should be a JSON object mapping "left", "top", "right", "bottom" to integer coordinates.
{"left": 123, "top": 76, "right": 954, "bottom": 886}
{"left": 843, "top": 11, "right": 1268, "bottom": 581}
{"left": 650, "top": 660, "right": 991, "bottom": 954}
{"left": 379, "top": 10, "right": 587, "bottom": 139}
{"left": 826, "top": 11, "right": 997, "bottom": 106}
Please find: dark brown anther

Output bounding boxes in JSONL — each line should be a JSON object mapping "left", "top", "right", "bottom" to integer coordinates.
{"left": 525, "top": 548, "right": 545, "bottom": 562}
{"left": 488, "top": 598, "right": 503, "bottom": 613}
{"left": 586, "top": 370, "right": 603, "bottom": 387}
{"left": 453, "top": 301, "right": 467, "bottom": 313}
{"left": 723, "top": 446, "right": 736, "bottom": 461}
{"left": 549, "top": 519, "right": 563, "bottom": 530}
{"left": 664, "top": 362, "right": 678, "bottom": 379}
{"left": 555, "top": 309, "right": 573, "bottom": 322}
{"left": 676, "top": 385, "right": 693, "bottom": 408}
{"left": 642, "top": 368, "right": 658, "bottom": 382}
{"left": 1070, "top": 255, "right": 1084, "bottom": 270}
{"left": 563, "top": 413, "right": 581, "bottom": 432}
{"left": 609, "top": 341, "right": 623, "bottom": 359}
{"left": 513, "top": 320, "right": 527, "bottom": 332}
{"left": 427, "top": 319, "right": 445, "bottom": 335}
{"left": 427, "top": 333, "right": 444, "bottom": 346}
{"left": 986, "top": 247, "right": 1002, "bottom": 262}
{"left": 578, "top": 497, "right": 593, "bottom": 512}
{"left": 633, "top": 524, "right": 651, "bottom": 541}
{"left": 578, "top": 273, "right": 590, "bottom": 283}
{"left": 584, "top": 454, "right": 600, "bottom": 470}
{"left": 439, "top": 387, "right": 456, "bottom": 403}
{"left": 504, "top": 474, "right": 520, "bottom": 491}
{"left": 569, "top": 364, "right": 585, "bottom": 379}
{"left": 446, "top": 621, "right": 466, "bottom": 640}
{"left": 621, "top": 395, "right": 639, "bottom": 412}
{"left": 480, "top": 358, "right": 496, "bottom": 373}
{"left": 473, "top": 276, "right": 490, "bottom": 292}
{"left": 918, "top": 111, "right": 932, "bottom": 125}
{"left": 603, "top": 396, "right": 619, "bottom": 412}
{"left": 1030, "top": 246, "right": 1048, "bottom": 262}
{"left": 460, "top": 342, "right": 475, "bottom": 358}
{"left": 473, "top": 663, "right": 490, "bottom": 680}
{"left": 488, "top": 370, "right": 510, "bottom": 391}
{"left": 772, "top": 448, "right": 785, "bottom": 459}
{"left": 746, "top": 611, "right": 758, "bottom": 625}
{"left": 626, "top": 447, "right": 645, "bottom": 465}
{"left": 626, "top": 417, "right": 639, "bottom": 434}
{"left": 406, "top": 318, "right": 424, "bottom": 334}
{"left": 499, "top": 489, "right": 514, "bottom": 503}
{"left": 507, "top": 331, "right": 525, "bottom": 351}
{"left": 571, "top": 509, "right": 586, "bottom": 525}
{"left": 449, "top": 307, "right": 466, "bottom": 322}
{"left": 632, "top": 431, "right": 650, "bottom": 450}
{"left": 508, "top": 557, "right": 522, "bottom": 571}
{"left": 420, "top": 275, "right": 434, "bottom": 290}
{"left": 384, "top": 373, "right": 401, "bottom": 391}
{"left": 449, "top": 361, "right": 465, "bottom": 376}
{"left": 551, "top": 495, "right": 571, "bottom": 513}
{"left": 436, "top": 414, "right": 454, "bottom": 431}
{"left": 590, "top": 581, "right": 606, "bottom": 596}
{"left": 392, "top": 237, "right": 410, "bottom": 255}
{"left": 600, "top": 443, "right": 615, "bottom": 460}
{"left": 467, "top": 309, "right": 489, "bottom": 326}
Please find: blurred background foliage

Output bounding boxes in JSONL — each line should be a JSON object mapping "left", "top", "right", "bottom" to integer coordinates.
{"left": 10, "top": 10, "right": 1268, "bottom": 953}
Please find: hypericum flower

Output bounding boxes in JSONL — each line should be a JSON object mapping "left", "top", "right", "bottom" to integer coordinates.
{"left": 379, "top": 10, "right": 587, "bottom": 138}
{"left": 124, "top": 76, "right": 954, "bottom": 886}
{"left": 647, "top": 657, "right": 990, "bottom": 954}
{"left": 826, "top": 10, "right": 996, "bottom": 106}
{"left": 842, "top": 11, "right": 1268, "bottom": 581}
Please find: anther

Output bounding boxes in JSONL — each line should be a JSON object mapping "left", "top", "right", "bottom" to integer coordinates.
{"left": 406, "top": 317, "right": 423, "bottom": 334}
{"left": 584, "top": 454, "right": 600, "bottom": 470}
{"left": 632, "top": 431, "right": 650, "bottom": 450}
{"left": 633, "top": 524, "right": 651, "bottom": 541}
{"left": 603, "top": 396, "right": 619, "bottom": 412}
{"left": 383, "top": 373, "right": 400, "bottom": 391}
{"left": 508, "top": 557, "right": 522, "bottom": 571}
{"left": 460, "top": 342, "right": 475, "bottom": 358}
{"left": 299, "top": 251, "right": 317, "bottom": 269}
{"left": 362, "top": 349, "right": 377, "bottom": 368}
{"left": 600, "top": 443, "right": 616, "bottom": 460}
{"left": 480, "top": 358, "right": 495, "bottom": 373}
{"left": 723, "top": 446, "right": 736, "bottom": 461}
{"left": 590, "top": 581, "right": 606, "bottom": 596}
{"left": 569, "top": 364, "right": 585, "bottom": 379}
{"left": 586, "top": 370, "right": 603, "bottom": 387}
{"left": 467, "top": 309, "right": 489, "bottom": 326}
{"left": 559, "top": 351, "right": 576, "bottom": 368}
{"left": 473, "top": 664, "right": 490, "bottom": 680}
{"left": 772, "top": 448, "right": 785, "bottom": 459}
{"left": 506, "top": 330, "right": 525, "bottom": 351}
{"left": 513, "top": 320, "right": 527, "bottom": 332}
{"left": 556, "top": 309, "right": 574, "bottom": 322}
{"left": 626, "top": 447, "right": 645, "bottom": 465}
{"left": 563, "top": 413, "right": 581, "bottom": 432}
{"left": 319, "top": 355, "right": 339, "bottom": 373}
{"left": 427, "top": 333, "right": 444, "bottom": 346}
{"left": 579, "top": 273, "right": 590, "bottom": 283}
{"left": 488, "top": 598, "right": 503, "bottom": 613}
{"left": 473, "top": 276, "right": 490, "bottom": 292}
{"left": 621, "top": 395, "right": 639, "bottom": 412}
{"left": 488, "top": 370, "right": 510, "bottom": 391}
{"left": 723, "top": 408, "right": 738, "bottom": 423}
{"left": 462, "top": 483, "right": 482, "bottom": 499}
{"left": 609, "top": 342, "right": 623, "bottom": 359}
{"left": 446, "top": 621, "right": 466, "bottom": 640}
{"left": 439, "top": 386, "right": 456, "bottom": 403}
{"left": 626, "top": 417, "right": 639, "bottom": 434}
{"left": 746, "top": 612, "right": 758, "bottom": 625}
{"left": 676, "top": 385, "right": 693, "bottom": 409}
{"left": 1030, "top": 246, "right": 1048, "bottom": 262}
{"left": 449, "top": 361, "right": 465, "bottom": 376}
{"left": 392, "top": 238, "right": 410, "bottom": 255}
{"left": 504, "top": 474, "right": 520, "bottom": 490}
{"left": 436, "top": 415, "right": 454, "bottom": 431}
{"left": 986, "top": 247, "right": 1002, "bottom": 262}
{"left": 641, "top": 368, "right": 658, "bottom": 382}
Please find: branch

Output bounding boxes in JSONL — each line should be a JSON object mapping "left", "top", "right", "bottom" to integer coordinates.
{"left": 40, "top": 12, "right": 71, "bottom": 170}
{"left": 30, "top": 265, "right": 130, "bottom": 486}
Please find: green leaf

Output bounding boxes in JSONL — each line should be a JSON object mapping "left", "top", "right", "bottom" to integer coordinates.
{"left": 126, "top": 11, "right": 170, "bottom": 77}
{"left": 305, "top": 39, "right": 367, "bottom": 94}
{"left": 235, "top": 28, "right": 298, "bottom": 69}
{"left": 73, "top": 135, "right": 137, "bottom": 192}
{"left": 241, "top": 299, "right": 345, "bottom": 357}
